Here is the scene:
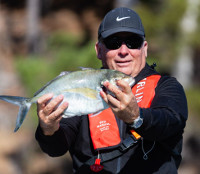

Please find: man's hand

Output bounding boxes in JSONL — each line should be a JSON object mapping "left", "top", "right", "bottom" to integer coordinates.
{"left": 37, "top": 93, "right": 68, "bottom": 136}
{"left": 100, "top": 80, "right": 139, "bottom": 124}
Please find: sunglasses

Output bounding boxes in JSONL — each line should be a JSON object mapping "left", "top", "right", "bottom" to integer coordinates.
{"left": 101, "top": 35, "right": 144, "bottom": 50}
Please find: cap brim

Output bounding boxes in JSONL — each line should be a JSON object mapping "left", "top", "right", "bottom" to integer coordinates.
{"left": 100, "top": 27, "right": 145, "bottom": 39}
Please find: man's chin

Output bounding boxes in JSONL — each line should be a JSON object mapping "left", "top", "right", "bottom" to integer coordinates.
{"left": 116, "top": 67, "right": 132, "bottom": 76}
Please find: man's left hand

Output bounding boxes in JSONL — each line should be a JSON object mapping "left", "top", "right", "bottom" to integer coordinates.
{"left": 100, "top": 80, "right": 139, "bottom": 124}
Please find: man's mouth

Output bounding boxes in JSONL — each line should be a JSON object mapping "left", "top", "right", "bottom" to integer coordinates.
{"left": 115, "top": 60, "right": 132, "bottom": 67}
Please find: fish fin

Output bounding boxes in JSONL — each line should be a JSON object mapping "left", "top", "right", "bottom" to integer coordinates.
{"left": 62, "top": 115, "right": 69, "bottom": 118}
{"left": 79, "top": 67, "right": 94, "bottom": 71}
{"left": 90, "top": 111, "right": 102, "bottom": 117}
{"left": 34, "top": 71, "right": 71, "bottom": 96}
{"left": 129, "top": 77, "right": 135, "bottom": 87}
{"left": 62, "top": 113, "right": 76, "bottom": 118}
{"left": 0, "top": 95, "right": 31, "bottom": 132}
{"left": 59, "top": 71, "right": 71, "bottom": 76}
{"left": 14, "top": 102, "right": 31, "bottom": 132}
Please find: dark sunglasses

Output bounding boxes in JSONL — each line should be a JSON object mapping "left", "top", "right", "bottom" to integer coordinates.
{"left": 101, "top": 35, "right": 144, "bottom": 50}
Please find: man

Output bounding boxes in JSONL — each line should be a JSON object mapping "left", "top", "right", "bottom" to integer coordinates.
{"left": 35, "top": 7, "right": 188, "bottom": 174}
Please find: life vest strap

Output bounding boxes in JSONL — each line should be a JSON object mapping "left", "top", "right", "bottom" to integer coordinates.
{"left": 119, "top": 134, "right": 140, "bottom": 152}
{"left": 80, "top": 134, "right": 141, "bottom": 170}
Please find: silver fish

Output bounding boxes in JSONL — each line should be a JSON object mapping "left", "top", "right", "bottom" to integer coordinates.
{"left": 0, "top": 68, "right": 135, "bottom": 132}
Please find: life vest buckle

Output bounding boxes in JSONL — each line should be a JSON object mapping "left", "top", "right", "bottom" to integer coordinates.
{"left": 120, "top": 135, "right": 139, "bottom": 151}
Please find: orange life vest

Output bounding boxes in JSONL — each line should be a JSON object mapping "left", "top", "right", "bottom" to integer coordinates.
{"left": 88, "top": 75, "right": 161, "bottom": 150}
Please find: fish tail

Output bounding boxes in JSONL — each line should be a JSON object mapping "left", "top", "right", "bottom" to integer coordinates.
{"left": 0, "top": 95, "right": 32, "bottom": 132}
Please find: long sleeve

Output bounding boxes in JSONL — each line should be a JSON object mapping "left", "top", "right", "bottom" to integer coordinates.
{"left": 136, "top": 76, "right": 188, "bottom": 141}
{"left": 35, "top": 115, "right": 82, "bottom": 157}
{"left": 35, "top": 125, "right": 69, "bottom": 157}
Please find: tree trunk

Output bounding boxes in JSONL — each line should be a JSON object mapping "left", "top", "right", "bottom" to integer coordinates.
{"left": 115, "top": 0, "right": 138, "bottom": 8}
{"left": 26, "top": 0, "right": 42, "bottom": 55}
{"left": 172, "top": 0, "right": 199, "bottom": 88}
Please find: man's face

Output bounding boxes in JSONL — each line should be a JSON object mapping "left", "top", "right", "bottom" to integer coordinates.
{"left": 95, "top": 32, "right": 148, "bottom": 77}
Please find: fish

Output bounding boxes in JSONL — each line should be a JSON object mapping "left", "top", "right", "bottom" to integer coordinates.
{"left": 0, "top": 68, "right": 135, "bottom": 132}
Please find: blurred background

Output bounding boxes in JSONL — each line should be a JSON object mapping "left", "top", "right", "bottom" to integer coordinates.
{"left": 0, "top": 0, "right": 200, "bottom": 173}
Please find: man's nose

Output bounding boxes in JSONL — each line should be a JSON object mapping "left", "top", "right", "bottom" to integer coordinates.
{"left": 118, "top": 43, "right": 129, "bottom": 56}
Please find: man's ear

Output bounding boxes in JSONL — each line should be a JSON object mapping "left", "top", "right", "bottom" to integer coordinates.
{"left": 143, "top": 41, "right": 148, "bottom": 58}
{"left": 95, "top": 42, "right": 102, "bottom": 60}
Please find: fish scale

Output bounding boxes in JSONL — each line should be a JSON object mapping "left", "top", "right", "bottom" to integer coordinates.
{"left": 0, "top": 68, "right": 135, "bottom": 132}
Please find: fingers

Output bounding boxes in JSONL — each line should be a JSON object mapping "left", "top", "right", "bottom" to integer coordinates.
{"left": 100, "top": 90, "right": 108, "bottom": 103}
{"left": 116, "top": 80, "right": 132, "bottom": 94}
{"left": 43, "top": 95, "right": 64, "bottom": 115}
{"left": 101, "top": 80, "right": 133, "bottom": 109}
{"left": 37, "top": 93, "right": 68, "bottom": 121}
{"left": 48, "top": 101, "right": 68, "bottom": 121}
{"left": 37, "top": 93, "right": 68, "bottom": 136}
{"left": 101, "top": 80, "right": 139, "bottom": 124}
{"left": 101, "top": 81, "right": 122, "bottom": 108}
{"left": 103, "top": 80, "right": 131, "bottom": 100}
{"left": 37, "top": 93, "right": 54, "bottom": 111}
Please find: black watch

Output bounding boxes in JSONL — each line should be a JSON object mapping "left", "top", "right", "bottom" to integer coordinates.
{"left": 128, "top": 108, "right": 143, "bottom": 129}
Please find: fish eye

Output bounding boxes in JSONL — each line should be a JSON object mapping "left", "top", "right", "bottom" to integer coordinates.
{"left": 101, "top": 85, "right": 107, "bottom": 92}
{"left": 114, "top": 78, "right": 120, "bottom": 81}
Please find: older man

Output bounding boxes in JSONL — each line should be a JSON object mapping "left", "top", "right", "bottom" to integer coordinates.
{"left": 36, "top": 7, "right": 188, "bottom": 174}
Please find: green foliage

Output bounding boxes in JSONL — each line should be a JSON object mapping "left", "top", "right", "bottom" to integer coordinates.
{"left": 15, "top": 56, "right": 54, "bottom": 95}
{"left": 161, "top": 0, "right": 187, "bottom": 36}
{"left": 136, "top": 0, "right": 187, "bottom": 72}
{"left": 186, "top": 88, "right": 200, "bottom": 118}
{"left": 15, "top": 33, "right": 101, "bottom": 96}
{"left": 14, "top": 1, "right": 200, "bottom": 126}
{"left": 48, "top": 32, "right": 80, "bottom": 49}
{"left": 15, "top": 33, "right": 101, "bottom": 128}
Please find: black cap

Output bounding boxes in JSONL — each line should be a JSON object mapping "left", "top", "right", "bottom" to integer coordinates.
{"left": 98, "top": 7, "right": 145, "bottom": 39}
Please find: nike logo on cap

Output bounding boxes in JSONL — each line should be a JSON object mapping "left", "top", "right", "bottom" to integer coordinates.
{"left": 116, "top": 16, "right": 130, "bottom": 21}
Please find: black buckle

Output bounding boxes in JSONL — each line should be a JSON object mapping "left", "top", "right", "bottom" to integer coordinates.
{"left": 119, "top": 135, "right": 139, "bottom": 152}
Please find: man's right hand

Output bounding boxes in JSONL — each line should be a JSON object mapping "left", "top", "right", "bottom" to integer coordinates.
{"left": 37, "top": 93, "right": 68, "bottom": 136}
